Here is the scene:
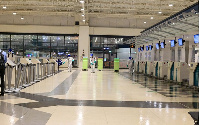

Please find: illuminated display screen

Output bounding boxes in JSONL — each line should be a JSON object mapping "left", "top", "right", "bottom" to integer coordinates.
{"left": 194, "top": 34, "right": 199, "bottom": 44}
{"left": 178, "top": 38, "right": 183, "bottom": 46}
{"left": 171, "top": 40, "right": 175, "bottom": 47}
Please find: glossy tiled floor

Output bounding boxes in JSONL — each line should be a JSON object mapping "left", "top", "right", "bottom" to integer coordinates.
{"left": 0, "top": 69, "right": 199, "bottom": 125}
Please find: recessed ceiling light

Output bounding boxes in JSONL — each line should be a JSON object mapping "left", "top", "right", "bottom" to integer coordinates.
{"left": 81, "top": 8, "right": 84, "bottom": 11}
{"left": 172, "top": 23, "right": 175, "bottom": 25}
{"left": 151, "top": 17, "right": 154, "bottom": 19}
{"left": 158, "top": 11, "right": 162, "bottom": 14}
{"left": 80, "top": 0, "right": 84, "bottom": 3}
{"left": 3, "top": 6, "right": 6, "bottom": 9}
{"left": 82, "top": 14, "right": 84, "bottom": 17}
{"left": 21, "top": 17, "right": 24, "bottom": 20}
{"left": 169, "top": 4, "right": 173, "bottom": 7}
{"left": 83, "top": 19, "right": 85, "bottom": 22}
{"left": 13, "top": 12, "right": 17, "bottom": 15}
{"left": 144, "top": 22, "right": 147, "bottom": 24}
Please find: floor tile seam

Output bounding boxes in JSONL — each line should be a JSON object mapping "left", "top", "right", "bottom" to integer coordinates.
{"left": 25, "top": 70, "right": 79, "bottom": 96}
{"left": 19, "top": 70, "right": 67, "bottom": 92}
{"left": 0, "top": 101, "right": 52, "bottom": 119}
{"left": 15, "top": 99, "right": 196, "bottom": 109}
{"left": 119, "top": 72, "right": 182, "bottom": 99}
{"left": 148, "top": 108, "right": 168, "bottom": 122}
{"left": 46, "top": 69, "right": 81, "bottom": 96}
{"left": 122, "top": 76, "right": 169, "bottom": 99}
{"left": 102, "top": 108, "right": 109, "bottom": 125}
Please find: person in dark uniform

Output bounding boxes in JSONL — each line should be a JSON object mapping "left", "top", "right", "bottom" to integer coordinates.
{"left": 0, "top": 50, "right": 7, "bottom": 96}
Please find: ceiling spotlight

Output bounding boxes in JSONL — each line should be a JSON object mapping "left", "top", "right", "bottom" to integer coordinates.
{"left": 144, "top": 22, "right": 147, "bottom": 24}
{"left": 3, "top": 6, "right": 6, "bottom": 9}
{"left": 172, "top": 23, "right": 175, "bottom": 25}
{"left": 169, "top": 4, "right": 173, "bottom": 7}
{"left": 83, "top": 19, "right": 85, "bottom": 22}
{"left": 21, "top": 17, "right": 24, "bottom": 20}
{"left": 13, "top": 12, "right": 17, "bottom": 15}
{"left": 81, "top": 8, "right": 84, "bottom": 11}
{"left": 82, "top": 14, "right": 84, "bottom": 17}
{"left": 80, "top": 0, "right": 84, "bottom": 3}
{"left": 150, "top": 17, "right": 154, "bottom": 19}
{"left": 158, "top": 11, "right": 162, "bottom": 14}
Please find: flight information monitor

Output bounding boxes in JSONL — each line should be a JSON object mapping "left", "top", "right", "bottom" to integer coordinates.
{"left": 194, "top": 34, "right": 199, "bottom": 44}
{"left": 178, "top": 38, "right": 183, "bottom": 46}
{"left": 171, "top": 40, "right": 175, "bottom": 47}
{"left": 161, "top": 42, "right": 165, "bottom": 48}
{"left": 156, "top": 43, "right": 159, "bottom": 49}
{"left": 149, "top": 45, "right": 152, "bottom": 50}
{"left": 141, "top": 47, "right": 144, "bottom": 51}
{"left": 146, "top": 46, "right": 149, "bottom": 51}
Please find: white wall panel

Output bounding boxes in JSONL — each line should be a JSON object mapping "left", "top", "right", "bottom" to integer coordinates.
{"left": 0, "top": 15, "right": 75, "bottom": 26}
{"left": 0, "top": 24, "right": 142, "bottom": 36}
{"left": 90, "top": 27, "right": 143, "bottom": 36}
{"left": 0, "top": 25, "right": 79, "bottom": 34}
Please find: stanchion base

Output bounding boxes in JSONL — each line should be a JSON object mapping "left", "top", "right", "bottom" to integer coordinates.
{"left": 34, "top": 80, "right": 40, "bottom": 82}
{"left": 5, "top": 90, "right": 13, "bottom": 93}
{"left": 18, "top": 86, "right": 23, "bottom": 89}
{"left": 13, "top": 88, "right": 20, "bottom": 93}
{"left": 23, "top": 84, "right": 30, "bottom": 87}
{"left": 30, "top": 82, "right": 36, "bottom": 84}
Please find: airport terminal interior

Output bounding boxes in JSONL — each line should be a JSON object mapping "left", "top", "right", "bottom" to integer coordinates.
{"left": 0, "top": 0, "right": 199, "bottom": 125}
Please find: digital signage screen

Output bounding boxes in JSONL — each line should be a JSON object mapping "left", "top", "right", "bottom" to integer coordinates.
{"left": 194, "top": 34, "right": 199, "bottom": 44}
{"left": 149, "top": 45, "right": 152, "bottom": 50}
{"left": 156, "top": 43, "right": 159, "bottom": 49}
{"left": 161, "top": 42, "right": 165, "bottom": 48}
{"left": 146, "top": 46, "right": 149, "bottom": 51}
{"left": 171, "top": 40, "right": 175, "bottom": 47}
{"left": 178, "top": 38, "right": 183, "bottom": 46}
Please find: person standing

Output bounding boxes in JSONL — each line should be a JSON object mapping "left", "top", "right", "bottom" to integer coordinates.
{"left": 0, "top": 50, "right": 7, "bottom": 96}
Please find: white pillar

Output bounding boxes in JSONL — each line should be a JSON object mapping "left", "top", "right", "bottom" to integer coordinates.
{"left": 78, "top": 26, "right": 90, "bottom": 68}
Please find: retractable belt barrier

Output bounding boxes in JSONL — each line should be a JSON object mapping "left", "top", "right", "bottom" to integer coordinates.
{"left": 3, "top": 62, "right": 58, "bottom": 94}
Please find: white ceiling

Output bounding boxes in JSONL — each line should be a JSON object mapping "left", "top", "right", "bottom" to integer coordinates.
{"left": 134, "top": 13, "right": 199, "bottom": 45}
{"left": 0, "top": 0, "right": 198, "bottom": 28}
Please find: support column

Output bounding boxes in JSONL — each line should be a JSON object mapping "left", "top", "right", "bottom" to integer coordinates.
{"left": 78, "top": 26, "right": 90, "bottom": 68}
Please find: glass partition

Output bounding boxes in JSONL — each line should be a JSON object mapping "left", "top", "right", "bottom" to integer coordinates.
{"left": 0, "top": 34, "right": 78, "bottom": 59}
{"left": 0, "top": 34, "right": 10, "bottom": 51}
